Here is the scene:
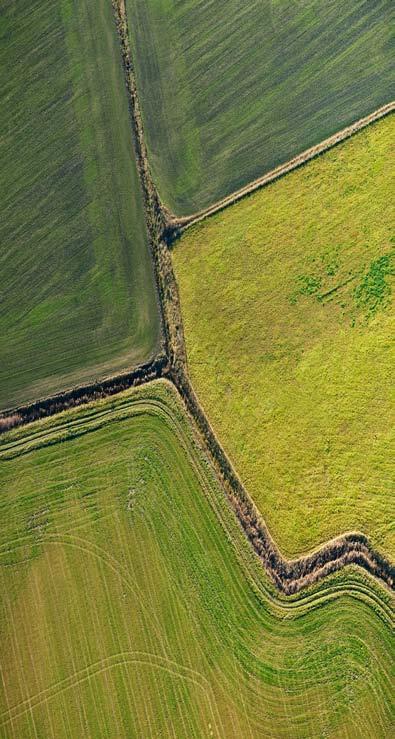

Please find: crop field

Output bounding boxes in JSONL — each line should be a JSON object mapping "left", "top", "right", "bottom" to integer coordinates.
{"left": 0, "top": 381, "right": 393, "bottom": 738}
{"left": 173, "top": 116, "right": 395, "bottom": 560}
{"left": 0, "top": 0, "right": 161, "bottom": 412}
{"left": 1, "top": 0, "right": 393, "bottom": 735}
{"left": 126, "top": 0, "right": 393, "bottom": 215}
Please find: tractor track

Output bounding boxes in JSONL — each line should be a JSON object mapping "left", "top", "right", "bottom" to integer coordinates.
{"left": 0, "top": 0, "right": 393, "bottom": 595}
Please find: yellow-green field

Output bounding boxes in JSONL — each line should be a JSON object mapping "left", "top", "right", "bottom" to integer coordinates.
{"left": 0, "top": 0, "right": 161, "bottom": 411}
{"left": 173, "top": 116, "right": 395, "bottom": 559}
{"left": 0, "top": 381, "right": 393, "bottom": 738}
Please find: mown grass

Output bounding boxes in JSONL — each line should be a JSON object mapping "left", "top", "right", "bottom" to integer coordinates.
{"left": 0, "top": 380, "right": 393, "bottom": 738}
{"left": 0, "top": 0, "right": 161, "bottom": 411}
{"left": 173, "top": 116, "right": 395, "bottom": 559}
{"left": 126, "top": 0, "right": 393, "bottom": 215}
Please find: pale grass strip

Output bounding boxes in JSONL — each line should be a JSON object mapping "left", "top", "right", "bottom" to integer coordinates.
{"left": 172, "top": 101, "right": 395, "bottom": 233}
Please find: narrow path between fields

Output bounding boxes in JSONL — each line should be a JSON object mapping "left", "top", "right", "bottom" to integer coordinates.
{"left": 165, "top": 101, "right": 394, "bottom": 237}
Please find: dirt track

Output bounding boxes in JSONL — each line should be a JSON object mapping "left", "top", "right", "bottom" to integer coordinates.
{"left": 167, "top": 101, "right": 395, "bottom": 237}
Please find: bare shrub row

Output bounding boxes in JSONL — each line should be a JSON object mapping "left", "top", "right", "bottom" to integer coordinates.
{"left": 0, "top": 355, "right": 169, "bottom": 432}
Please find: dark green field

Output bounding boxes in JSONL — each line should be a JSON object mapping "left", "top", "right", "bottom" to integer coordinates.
{"left": 0, "top": 0, "right": 161, "bottom": 411}
{"left": 127, "top": 0, "right": 393, "bottom": 214}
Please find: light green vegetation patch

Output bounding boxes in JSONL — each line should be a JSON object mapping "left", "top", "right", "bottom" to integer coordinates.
{"left": 289, "top": 247, "right": 395, "bottom": 322}
{"left": 173, "top": 116, "right": 395, "bottom": 559}
{"left": 126, "top": 0, "right": 393, "bottom": 214}
{"left": 0, "top": 0, "right": 161, "bottom": 411}
{"left": 0, "top": 381, "right": 393, "bottom": 738}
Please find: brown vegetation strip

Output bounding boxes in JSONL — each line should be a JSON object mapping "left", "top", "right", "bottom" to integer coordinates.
{"left": 166, "top": 101, "right": 395, "bottom": 238}
{"left": 0, "top": 0, "right": 393, "bottom": 594}
{"left": 0, "top": 355, "right": 169, "bottom": 431}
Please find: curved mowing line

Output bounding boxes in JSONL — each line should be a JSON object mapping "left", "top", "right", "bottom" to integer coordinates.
{"left": 0, "top": 354, "right": 169, "bottom": 430}
{"left": 2, "top": 384, "right": 394, "bottom": 597}
{"left": 0, "top": 651, "right": 218, "bottom": 730}
{"left": 0, "top": 0, "right": 393, "bottom": 596}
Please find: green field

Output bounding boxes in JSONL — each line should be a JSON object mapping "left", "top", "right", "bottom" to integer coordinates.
{"left": 173, "top": 116, "right": 395, "bottom": 559}
{"left": 126, "top": 0, "right": 393, "bottom": 215}
{"left": 0, "top": 380, "right": 393, "bottom": 738}
{"left": 0, "top": 0, "right": 161, "bottom": 411}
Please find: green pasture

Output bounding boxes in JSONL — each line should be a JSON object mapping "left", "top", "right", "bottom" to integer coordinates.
{"left": 126, "top": 0, "right": 393, "bottom": 215}
{"left": 0, "top": 380, "right": 393, "bottom": 738}
{"left": 0, "top": 0, "right": 161, "bottom": 411}
{"left": 173, "top": 116, "right": 395, "bottom": 559}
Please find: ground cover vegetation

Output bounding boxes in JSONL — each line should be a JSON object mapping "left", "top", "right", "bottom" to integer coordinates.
{"left": 173, "top": 116, "right": 395, "bottom": 559}
{"left": 0, "top": 380, "right": 393, "bottom": 738}
{"left": 126, "top": 0, "right": 393, "bottom": 215}
{"left": 0, "top": 0, "right": 161, "bottom": 412}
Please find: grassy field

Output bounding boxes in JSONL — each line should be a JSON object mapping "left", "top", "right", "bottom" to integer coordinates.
{"left": 173, "top": 116, "right": 395, "bottom": 560}
{"left": 0, "top": 0, "right": 161, "bottom": 411}
{"left": 126, "top": 0, "right": 393, "bottom": 215}
{"left": 0, "top": 380, "right": 393, "bottom": 738}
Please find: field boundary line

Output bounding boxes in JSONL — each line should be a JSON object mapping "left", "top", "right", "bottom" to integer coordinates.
{"left": 0, "top": 354, "right": 170, "bottom": 430}
{"left": 165, "top": 102, "right": 394, "bottom": 237}
{"left": 2, "top": 387, "right": 393, "bottom": 623}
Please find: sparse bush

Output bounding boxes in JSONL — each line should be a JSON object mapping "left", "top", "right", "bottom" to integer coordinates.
{"left": 0, "top": 414, "right": 21, "bottom": 432}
